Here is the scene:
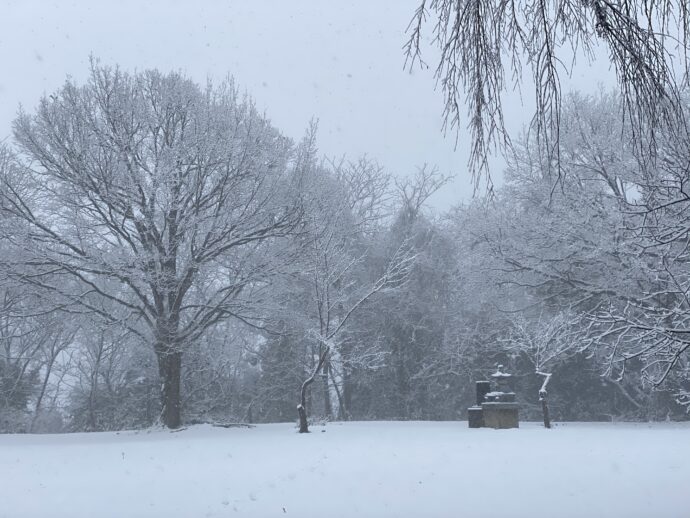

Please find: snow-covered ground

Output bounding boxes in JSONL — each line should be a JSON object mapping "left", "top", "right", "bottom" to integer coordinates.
{"left": 1, "top": 421, "right": 688, "bottom": 518}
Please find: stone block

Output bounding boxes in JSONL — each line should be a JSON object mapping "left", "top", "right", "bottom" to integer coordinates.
{"left": 468, "top": 406, "right": 484, "bottom": 428}
{"left": 475, "top": 381, "right": 491, "bottom": 405}
{"left": 482, "top": 401, "right": 519, "bottom": 429}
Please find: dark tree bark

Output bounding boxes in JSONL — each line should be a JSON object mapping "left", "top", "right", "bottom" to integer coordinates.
{"left": 341, "top": 366, "right": 353, "bottom": 421}
{"left": 537, "top": 371, "right": 552, "bottom": 429}
{"left": 85, "top": 334, "right": 105, "bottom": 431}
{"left": 157, "top": 348, "right": 183, "bottom": 429}
{"left": 322, "top": 361, "right": 332, "bottom": 419}
{"left": 297, "top": 404, "right": 309, "bottom": 433}
{"left": 298, "top": 346, "right": 329, "bottom": 433}
{"left": 540, "top": 390, "right": 551, "bottom": 429}
{"left": 332, "top": 369, "right": 348, "bottom": 420}
{"left": 30, "top": 354, "right": 57, "bottom": 432}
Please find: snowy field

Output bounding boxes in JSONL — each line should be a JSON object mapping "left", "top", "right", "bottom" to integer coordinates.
{"left": 1, "top": 421, "right": 688, "bottom": 518}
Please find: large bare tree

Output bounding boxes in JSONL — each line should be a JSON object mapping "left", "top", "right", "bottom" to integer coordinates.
{"left": 0, "top": 64, "right": 304, "bottom": 428}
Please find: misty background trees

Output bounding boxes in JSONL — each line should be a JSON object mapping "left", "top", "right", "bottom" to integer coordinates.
{"left": 0, "top": 62, "right": 688, "bottom": 432}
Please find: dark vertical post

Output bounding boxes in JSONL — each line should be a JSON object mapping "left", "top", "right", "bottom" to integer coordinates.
{"left": 468, "top": 407, "right": 484, "bottom": 428}
{"left": 468, "top": 380, "right": 491, "bottom": 428}
{"left": 476, "top": 380, "right": 491, "bottom": 405}
{"left": 540, "top": 390, "right": 551, "bottom": 429}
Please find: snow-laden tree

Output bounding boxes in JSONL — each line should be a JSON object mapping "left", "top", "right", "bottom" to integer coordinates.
{"left": 583, "top": 96, "right": 690, "bottom": 405}
{"left": 0, "top": 286, "right": 42, "bottom": 432}
{"left": 503, "top": 312, "right": 583, "bottom": 427}
{"left": 0, "top": 63, "right": 305, "bottom": 428}
{"left": 363, "top": 167, "right": 456, "bottom": 420}
{"left": 67, "top": 323, "right": 157, "bottom": 431}
{"left": 470, "top": 91, "right": 647, "bottom": 314}
{"left": 283, "top": 149, "right": 414, "bottom": 433}
{"left": 181, "top": 319, "right": 260, "bottom": 424}
{"left": 0, "top": 274, "right": 77, "bottom": 432}
{"left": 504, "top": 90, "right": 690, "bottom": 407}
{"left": 463, "top": 89, "right": 690, "bottom": 415}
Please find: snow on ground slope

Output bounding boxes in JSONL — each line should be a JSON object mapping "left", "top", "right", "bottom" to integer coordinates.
{"left": 0, "top": 421, "right": 688, "bottom": 518}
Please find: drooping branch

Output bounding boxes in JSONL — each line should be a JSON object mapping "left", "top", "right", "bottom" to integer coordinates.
{"left": 405, "top": 0, "right": 689, "bottom": 188}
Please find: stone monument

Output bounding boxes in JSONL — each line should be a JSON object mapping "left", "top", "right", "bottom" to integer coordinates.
{"left": 467, "top": 365, "right": 519, "bottom": 429}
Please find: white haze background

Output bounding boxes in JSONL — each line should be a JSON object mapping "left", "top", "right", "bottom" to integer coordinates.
{"left": 0, "top": 0, "right": 616, "bottom": 207}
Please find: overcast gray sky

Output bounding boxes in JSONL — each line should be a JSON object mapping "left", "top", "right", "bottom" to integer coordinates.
{"left": 0, "top": 0, "right": 615, "bottom": 210}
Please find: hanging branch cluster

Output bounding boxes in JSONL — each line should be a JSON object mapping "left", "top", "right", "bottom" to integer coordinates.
{"left": 405, "top": 0, "right": 690, "bottom": 189}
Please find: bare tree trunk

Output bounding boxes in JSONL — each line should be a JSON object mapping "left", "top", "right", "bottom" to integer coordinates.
{"left": 297, "top": 403, "right": 309, "bottom": 433}
{"left": 322, "top": 361, "right": 332, "bottom": 419}
{"left": 157, "top": 348, "right": 183, "bottom": 429}
{"left": 540, "top": 394, "right": 551, "bottom": 429}
{"left": 537, "top": 371, "right": 552, "bottom": 429}
{"left": 332, "top": 371, "right": 348, "bottom": 420}
{"left": 86, "top": 336, "right": 104, "bottom": 431}
{"left": 30, "top": 355, "right": 57, "bottom": 432}
{"left": 342, "top": 366, "right": 353, "bottom": 420}
{"left": 298, "top": 346, "right": 329, "bottom": 433}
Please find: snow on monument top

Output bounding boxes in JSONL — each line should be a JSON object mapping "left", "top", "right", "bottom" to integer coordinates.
{"left": 491, "top": 365, "right": 512, "bottom": 379}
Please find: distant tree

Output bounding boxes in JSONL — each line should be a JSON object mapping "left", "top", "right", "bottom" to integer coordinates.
{"left": 583, "top": 95, "right": 690, "bottom": 404}
{"left": 503, "top": 312, "right": 583, "bottom": 428}
{"left": 29, "top": 318, "right": 77, "bottom": 432}
{"left": 363, "top": 167, "right": 456, "bottom": 420}
{"left": 287, "top": 153, "right": 415, "bottom": 433}
{"left": 461, "top": 90, "right": 690, "bottom": 416}
{"left": 405, "top": 0, "right": 689, "bottom": 187}
{"left": 292, "top": 240, "right": 414, "bottom": 432}
{"left": 0, "top": 63, "right": 304, "bottom": 428}
{"left": 0, "top": 280, "right": 76, "bottom": 432}
{"left": 470, "top": 92, "right": 637, "bottom": 318}
{"left": 68, "top": 324, "right": 157, "bottom": 431}
{"left": 181, "top": 320, "right": 259, "bottom": 424}
{"left": 253, "top": 325, "right": 309, "bottom": 423}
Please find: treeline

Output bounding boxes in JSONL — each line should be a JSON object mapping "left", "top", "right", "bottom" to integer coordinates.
{"left": 0, "top": 66, "right": 687, "bottom": 433}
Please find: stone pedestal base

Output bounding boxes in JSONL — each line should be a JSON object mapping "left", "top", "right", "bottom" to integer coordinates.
{"left": 467, "top": 406, "right": 483, "bottom": 428}
{"left": 482, "top": 402, "right": 519, "bottom": 429}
